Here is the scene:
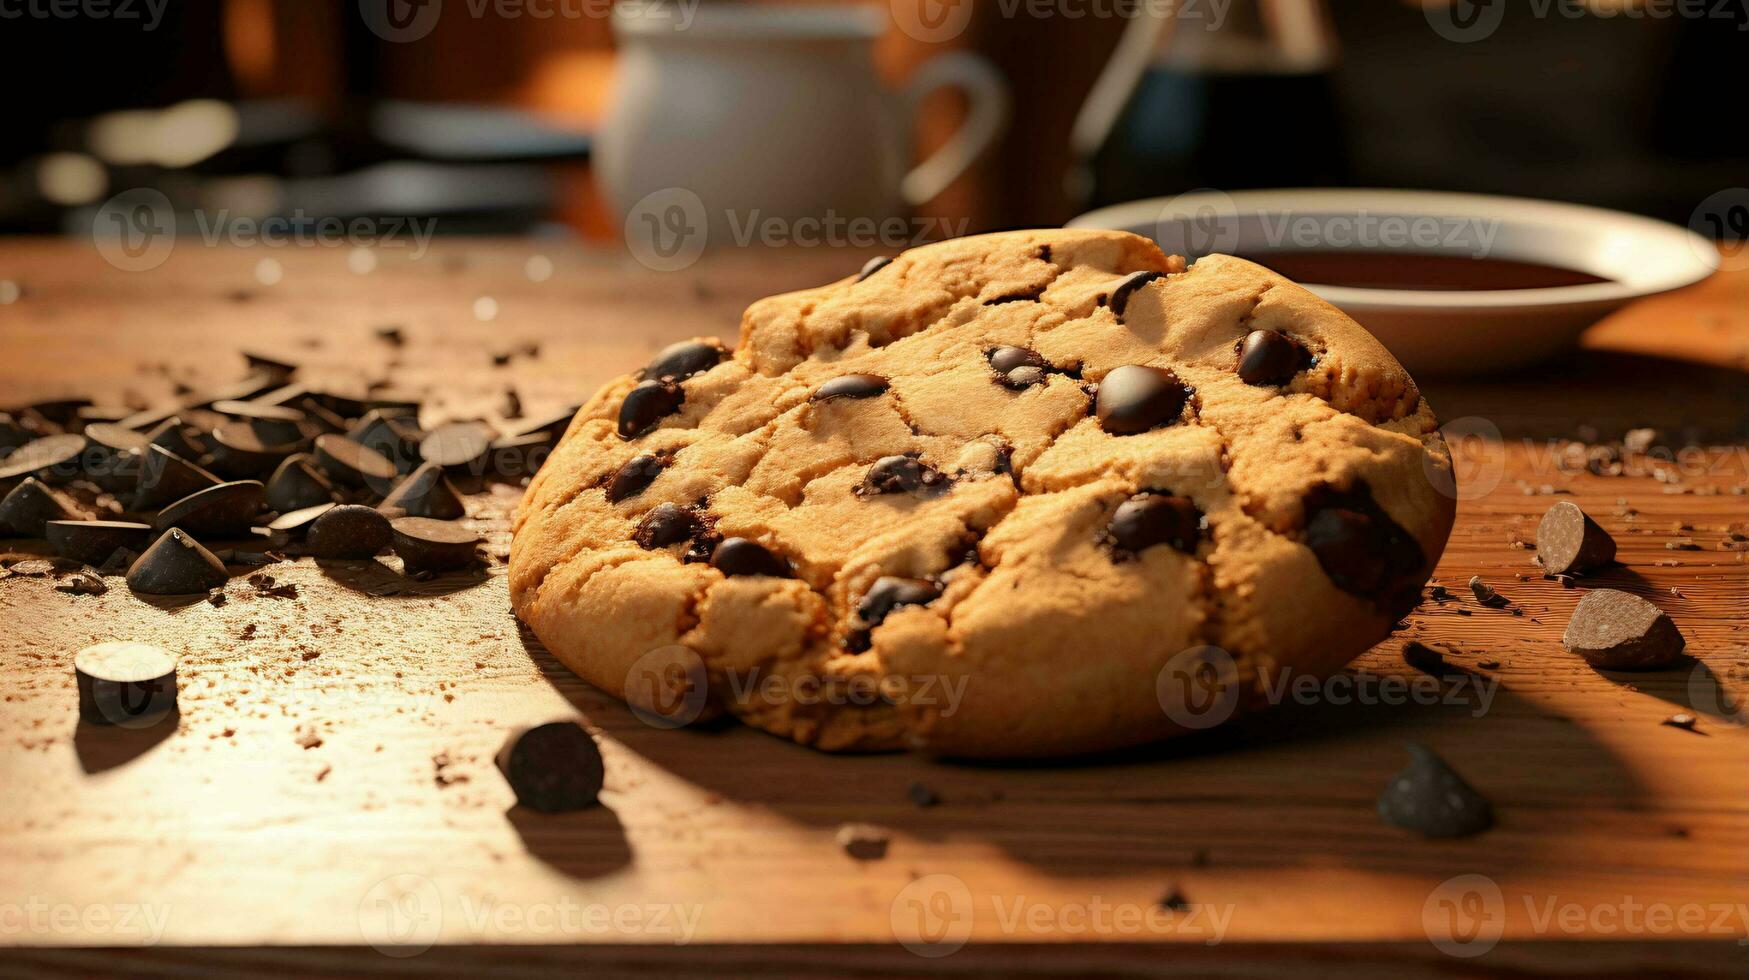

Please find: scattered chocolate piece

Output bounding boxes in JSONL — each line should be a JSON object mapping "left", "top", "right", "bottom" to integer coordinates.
{"left": 75, "top": 641, "right": 178, "bottom": 726}
{"left": 45, "top": 520, "right": 152, "bottom": 565}
{"left": 1535, "top": 501, "right": 1616, "bottom": 576}
{"left": 856, "top": 455, "right": 947, "bottom": 497}
{"left": 633, "top": 503, "right": 699, "bottom": 549}
{"left": 313, "top": 434, "right": 398, "bottom": 495}
{"left": 1234, "top": 329, "right": 1312, "bottom": 386}
{"left": 618, "top": 380, "right": 685, "bottom": 439}
{"left": 1666, "top": 537, "right": 1701, "bottom": 551}
{"left": 267, "top": 502, "right": 336, "bottom": 536}
{"left": 1377, "top": 741, "right": 1494, "bottom": 838}
{"left": 1562, "top": 589, "right": 1686, "bottom": 670}
{"left": 390, "top": 516, "right": 483, "bottom": 573}
{"left": 1106, "top": 492, "right": 1202, "bottom": 556}
{"left": 835, "top": 823, "right": 890, "bottom": 861}
{"left": 1468, "top": 575, "right": 1509, "bottom": 609}
{"left": 56, "top": 569, "right": 108, "bottom": 596}
{"left": 420, "top": 421, "right": 496, "bottom": 472}
{"left": 134, "top": 445, "right": 223, "bottom": 511}
{"left": 241, "top": 350, "right": 298, "bottom": 380}
{"left": 305, "top": 504, "right": 392, "bottom": 560}
{"left": 0, "top": 413, "right": 30, "bottom": 451}
{"left": 855, "top": 255, "right": 893, "bottom": 282}
{"left": 907, "top": 782, "right": 940, "bottom": 808}
{"left": 811, "top": 374, "right": 890, "bottom": 402}
{"left": 379, "top": 463, "right": 466, "bottom": 519}
{"left": 264, "top": 454, "right": 335, "bottom": 512}
{"left": 495, "top": 721, "right": 605, "bottom": 812}
{"left": 349, "top": 410, "right": 424, "bottom": 473}
{"left": 96, "top": 547, "right": 140, "bottom": 576}
{"left": 709, "top": 537, "right": 790, "bottom": 578}
{"left": 211, "top": 399, "right": 305, "bottom": 444}
{"left": 207, "top": 421, "right": 300, "bottom": 479}
{"left": 127, "top": 528, "right": 229, "bottom": 595}
{"left": 151, "top": 481, "right": 267, "bottom": 537}
{"left": 1094, "top": 365, "right": 1189, "bottom": 435}
{"left": 142, "top": 417, "right": 202, "bottom": 460}
{"left": 488, "top": 432, "right": 555, "bottom": 480}
{"left": 0, "top": 433, "right": 86, "bottom": 484}
{"left": 80, "top": 423, "right": 150, "bottom": 490}
{"left": 1662, "top": 713, "right": 1700, "bottom": 733}
{"left": 375, "top": 325, "right": 406, "bottom": 346}
{"left": 1158, "top": 888, "right": 1191, "bottom": 912}
{"left": 642, "top": 340, "right": 726, "bottom": 382}
{"left": 0, "top": 477, "right": 77, "bottom": 536}
{"left": 1402, "top": 641, "right": 1465, "bottom": 679}
{"left": 1302, "top": 483, "right": 1427, "bottom": 617}
{"left": 1105, "top": 270, "right": 1165, "bottom": 316}
{"left": 606, "top": 452, "right": 670, "bottom": 504}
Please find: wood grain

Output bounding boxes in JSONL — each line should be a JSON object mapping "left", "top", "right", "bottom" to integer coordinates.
{"left": 0, "top": 240, "right": 1745, "bottom": 973}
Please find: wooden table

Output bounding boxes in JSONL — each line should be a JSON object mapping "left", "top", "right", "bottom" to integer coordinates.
{"left": 2, "top": 239, "right": 1745, "bottom": 976}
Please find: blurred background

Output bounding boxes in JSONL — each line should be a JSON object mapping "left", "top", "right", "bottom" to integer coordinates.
{"left": 0, "top": 0, "right": 1743, "bottom": 243}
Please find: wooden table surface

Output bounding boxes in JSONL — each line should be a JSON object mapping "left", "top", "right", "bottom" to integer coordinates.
{"left": 2, "top": 239, "right": 1746, "bottom": 976}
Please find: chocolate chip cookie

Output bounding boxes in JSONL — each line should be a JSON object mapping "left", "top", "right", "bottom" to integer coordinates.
{"left": 511, "top": 230, "right": 1455, "bottom": 757}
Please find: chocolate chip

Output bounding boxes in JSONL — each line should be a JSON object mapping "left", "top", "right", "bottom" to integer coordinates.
{"left": 847, "top": 575, "right": 942, "bottom": 651}
{"left": 80, "top": 423, "right": 150, "bottom": 491}
{"left": 988, "top": 346, "right": 1051, "bottom": 390}
{"left": 606, "top": 452, "right": 670, "bottom": 504}
{"left": 241, "top": 350, "right": 298, "bottom": 380}
{"left": 208, "top": 421, "right": 299, "bottom": 478}
{"left": 210, "top": 399, "right": 306, "bottom": 445}
{"left": 709, "top": 537, "right": 790, "bottom": 578}
{"left": 0, "top": 433, "right": 86, "bottom": 484}
{"left": 1094, "top": 365, "right": 1190, "bottom": 435}
{"left": 504, "top": 407, "right": 578, "bottom": 443}
{"left": 142, "top": 417, "right": 202, "bottom": 460}
{"left": 1562, "top": 589, "right": 1686, "bottom": 670}
{"left": 495, "top": 721, "right": 604, "bottom": 813}
{"left": 152, "top": 481, "right": 267, "bottom": 537}
{"left": 266, "top": 502, "right": 335, "bottom": 536}
{"left": 1106, "top": 270, "right": 1165, "bottom": 317}
{"left": 264, "top": 454, "right": 335, "bottom": 513}
{"left": 856, "top": 455, "right": 947, "bottom": 497}
{"left": 1377, "top": 741, "right": 1494, "bottom": 838}
{"left": 1536, "top": 500, "right": 1615, "bottom": 576}
{"left": 313, "top": 434, "right": 399, "bottom": 495}
{"left": 75, "top": 641, "right": 178, "bottom": 727}
{"left": 1468, "top": 575, "right": 1509, "bottom": 609}
{"left": 127, "top": 528, "right": 229, "bottom": 595}
{"left": 131, "top": 445, "right": 221, "bottom": 512}
{"left": 1107, "top": 492, "right": 1202, "bottom": 555}
{"left": 419, "top": 421, "right": 496, "bottom": 472}
{"left": 0, "top": 478, "right": 77, "bottom": 536}
{"left": 46, "top": 520, "right": 152, "bottom": 565}
{"left": 349, "top": 410, "right": 425, "bottom": 474}
{"left": 1302, "top": 484, "right": 1427, "bottom": 616}
{"left": 855, "top": 255, "right": 893, "bottom": 282}
{"left": 634, "top": 503, "right": 699, "bottom": 549}
{"left": 618, "top": 380, "right": 685, "bottom": 439}
{"left": 379, "top": 462, "right": 465, "bottom": 520}
{"left": 390, "top": 516, "right": 483, "bottom": 573}
{"left": 305, "top": 504, "right": 392, "bottom": 559}
{"left": 1234, "top": 329, "right": 1311, "bottom": 386}
{"left": 0, "top": 413, "right": 31, "bottom": 451}
{"left": 811, "top": 374, "right": 889, "bottom": 402}
{"left": 642, "top": 340, "right": 726, "bottom": 382}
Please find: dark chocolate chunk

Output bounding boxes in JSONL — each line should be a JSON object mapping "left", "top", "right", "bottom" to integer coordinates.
{"left": 634, "top": 503, "right": 699, "bottom": 549}
{"left": 75, "top": 641, "right": 178, "bottom": 727}
{"left": 127, "top": 528, "right": 229, "bottom": 595}
{"left": 1536, "top": 501, "right": 1616, "bottom": 576}
{"left": 504, "top": 407, "right": 578, "bottom": 443}
{"left": 488, "top": 432, "right": 555, "bottom": 480}
{"left": 313, "top": 434, "right": 399, "bottom": 495}
{"left": 642, "top": 340, "right": 726, "bottom": 382}
{"left": 80, "top": 423, "right": 150, "bottom": 491}
{"left": 1377, "top": 741, "right": 1494, "bottom": 838}
{"left": 1234, "top": 330, "right": 1311, "bottom": 386}
{"left": 856, "top": 455, "right": 947, "bottom": 497}
{"left": 709, "top": 537, "right": 790, "bottom": 578}
{"left": 379, "top": 462, "right": 465, "bottom": 520}
{"left": 811, "top": 374, "right": 889, "bottom": 402}
{"left": 1468, "top": 575, "right": 1509, "bottom": 609}
{"left": 1107, "top": 492, "right": 1202, "bottom": 555}
{"left": 266, "top": 502, "right": 335, "bottom": 536}
{"left": 0, "top": 433, "right": 86, "bottom": 484}
{"left": 0, "top": 413, "right": 31, "bottom": 451}
{"left": 46, "top": 520, "right": 152, "bottom": 565}
{"left": 211, "top": 399, "right": 306, "bottom": 445}
{"left": 0, "top": 478, "right": 77, "bottom": 536}
{"left": 855, "top": 255, "right": 893, "bottom": 282}
{"left": 606, "top": 452, "right": 670, "bottom": 504}
{"left": 208, "top": 421, "right": 300, "bottom": 478}
{"left": 1302, "top": 484, "right": 1427, "bottom": 616}
{"left": 1562, "top": 589, "right": 1686, "bottom": 670}
{"left": 390, "top": 516, "right": 483, "bottom": 573}
{"left": 305, "top": 504, "right": 393, "bottom": 560}
{"left": 349, "top": 410, "right": 425, "bottom": 474}
{"left": 495, "top": 721, "right": 604, "bottom": 813}
{"left": 1094, "top": 365, "right": 1190, "bottom": 435}
{"left": 836, "top": 824, "right": 890, "bottom": 861}
{"left": 1106, "top": 270, "right": 1165, "bottom": 316}
{"left": 142, "top": 417, "right": 203, "bottom": 460}
{"left": 419, "top": 421, "right": 496, "bottom": 472}
{"left": 618, "top": 380, "right": 685, "bottom": 439}
{"left": 151, "top": 481, "right": 267, "bottom": 537}
{"left": 264, "top": 454, "right": 335, "bottom": 513}
{"left": 134, "top": 445, "right": 223, "bottom": 511}
{"left": 847, "top": 576, "right": 941, "bottom": 652}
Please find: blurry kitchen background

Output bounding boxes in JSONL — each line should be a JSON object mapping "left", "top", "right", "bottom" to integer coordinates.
{"left": 0, "top": 0, "right": 1744, "bottom": 241}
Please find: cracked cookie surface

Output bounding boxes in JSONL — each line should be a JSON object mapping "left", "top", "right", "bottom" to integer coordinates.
{"left": 510, "top": 229, "right": 1455, "bottom": 757}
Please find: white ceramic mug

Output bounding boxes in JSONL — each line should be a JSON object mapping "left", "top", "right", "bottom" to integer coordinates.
{"left": 599, "top": 4, "right": 1009, "bottom": 249}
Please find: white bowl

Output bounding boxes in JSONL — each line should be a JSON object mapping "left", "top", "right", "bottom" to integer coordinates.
{"left": 1069, "top": 189, "right": 1720, "bottom": 375}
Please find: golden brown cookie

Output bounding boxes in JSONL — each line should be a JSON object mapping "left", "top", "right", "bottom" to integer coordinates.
{"left": 511, "top": 229, "right": 1455, "bottom": 757}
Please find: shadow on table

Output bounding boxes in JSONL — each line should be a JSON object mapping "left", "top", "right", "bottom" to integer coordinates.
{"left": 314, "top": 557, "right": 490, "bottom": 597}
{"left": 506, "top": 803, "right": 632, "bottom": 880}
{"left": 1597, "top": 654, "right": 1747, "bottom": 728}
{"left": 74, "top": 715, "right": 176, "bottom": 773}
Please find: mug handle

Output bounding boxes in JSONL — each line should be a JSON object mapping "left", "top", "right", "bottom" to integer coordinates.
{"left": 900, "top": 52, "right": 1011, "bottom": 208}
